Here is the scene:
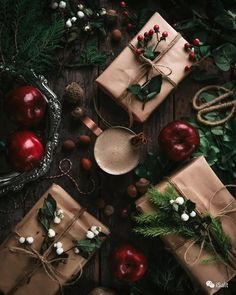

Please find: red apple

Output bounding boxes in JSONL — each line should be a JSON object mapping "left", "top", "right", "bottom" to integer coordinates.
{"left": 112, "top": 244, "right": 147, "bottom": 282}
{"left": 5, "top": 86, "right": 47, "bottom": 127}
{"left": 158, "top": 120, "right": 200, "bottom": 162}
{"left": 7, "top": 130, "right": 44, "bottom": 172}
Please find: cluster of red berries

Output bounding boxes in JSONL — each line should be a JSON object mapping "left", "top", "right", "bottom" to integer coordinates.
{"left": 135, "top": 24, "right": 168, "bottom": 56}
{"left": 119, "top": 1, "right": 134, "bottom": 30}
{"left": 184, "top": 38, "right": 201, "bottom": 71}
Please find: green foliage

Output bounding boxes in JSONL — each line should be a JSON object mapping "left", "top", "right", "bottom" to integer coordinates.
{"left": 0, "top": 0, "right": 64, "bottom": 77}
{"left": 68, "top": 41, "right": 107, "bottom": 68}
{"left": 127, "top": 75, "right": 163, "bottom": 104}
{"left": 75, "top": 236, "right": 102, "bottom": 259}
{"left": 37, "top": 193, "right": 57, "bottom": 232}
{"left": 135, "top": 186, "right": 232, "bottom": 263}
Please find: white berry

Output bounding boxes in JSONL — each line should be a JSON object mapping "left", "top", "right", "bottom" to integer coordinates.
{"left": 77, "top": 11, "right": 85, "bottom": 18}
{"left": 48, "top": 229, "right": 56, "bottom": 238}
{"left": 169, "top": 199, "right": 175, "bottom": 204}
{"left": 190, "top": 211, "right": 196, "bottom": 217}
{"left": 74, "top": 247, "right": 80, "bottom": 254}
{"left": 57, "top": 209, "right": 64, "bottom": 215}
{"left": 26, "top": 237, "right": 34, "bottom": 244}
{"left": 100, "top": 8, "right": 107, "bottom": 16}
{"left": 54, "top": 216, "right": 61, "bottom": 224}
{"left": 71, "top": 17, "right": 77, "bottom": 23}
{"left": 175, "top": 197, "right": 184, "bottom": 205}
{"left": 78, "top": 4, "right": 84, "bottom": 9}
{"left": 86, "top": 230, "right": 95, "bottom": 239}
{"left": 66, "top": 19, "right": 72, "bottom": 28}
{"left": 56, "top": 247, "right": 64, "bottom": 255}
{"left": 59, "top": 1, "right": 66, "bottom": 9}
{"left": 181, "top": 213, "right": 189, "bottom": 221}
{"left": 51, "top": 2, "right": 58, "bottom": 9}
{"left": 19, "top": 237, "right": 25, "bottom": 244}
{"left": 84, "top": 25, "right": 91, "bottom": 32}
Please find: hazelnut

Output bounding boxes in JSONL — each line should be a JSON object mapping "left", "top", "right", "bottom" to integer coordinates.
{"left": 78, "top": 135, "right": 91, "bottom": 146}
{"left": 64, "top": 82, "right": 84, "bottom": 105}
{"left": 111, "top": 29, "right": 122, "bottom": 42}
{"left": 105, "top": 9, "right": 118, "bottom": 26}
{"left": 96, "top": 198, "right": 106, "bottom": 209}
{"left": 71, "top": 106, "right": 87, "bottom": 120}
{"left": 62, "top": 139, "right": 76, "bottom": 152}
{"left": 104, "top": 205, "right": 114, "bottom": 216}
{"left": 127, "top": 184, "right": 138, "bottom": 198}
{"left": 135, "top": 178, "right": 150, "bottom": 195}
{"left": 89, "top": 287, "right": 116, "bottom": 295}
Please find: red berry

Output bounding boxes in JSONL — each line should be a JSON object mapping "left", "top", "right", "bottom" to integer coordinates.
{"left": 127, "top": 23, "right": 133, "bottom": 30}
{"left": 184, "top": 65, "right": 192, "bottom": 72}
{"left": 184, "top": 43, "right": 191, "bottom": 51}
{"left": 162, "top": 31, "right": 168, "bottom": 38}
{"left": 81, "top": 158, "right": 92, "bottom": 171}
{"left": 144, "top": 32, "right": 148, "bottom": 37}
{"left": 148, "top": 29, "right": 155, "bottom": 36}
{"left": 154, "top": 24, "right": 160, "bottom": 32}
{"left": 193, "top": 38, "right": 200, "bottom": 46}
{"left": 135, "top": 48, "right": 142, "bottom": 55}
{"left": 189, "top": 51, "right": 196, "bottom": 61}
{"left": 123, "top": 11, "right": 128, "bottom": 17}
{"left": 137, "top": 34, "right": 144, "bottom": 41}
{"left": 119, "top": 1, "right": 126, "bottom": 8}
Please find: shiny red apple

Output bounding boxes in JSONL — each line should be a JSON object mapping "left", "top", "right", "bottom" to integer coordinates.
{"left": 112, "top": 244, "right": 147, "bottom": 282}
{"left": 7, "top": 130, "right": 44, "bottom": 172}
{"left": 158, "top": 120, "right": 200, "bottom": 162}
{"left": 5, "top": 86, "right": 47, "bottom": 127}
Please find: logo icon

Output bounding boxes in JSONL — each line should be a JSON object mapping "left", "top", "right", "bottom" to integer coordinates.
{"left": 206, "top": 281, "right": 215, "bottom": 288}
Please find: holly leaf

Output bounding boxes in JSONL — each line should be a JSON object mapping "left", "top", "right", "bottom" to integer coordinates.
{"left": 144, "top": 75, "right": 163, "bottom": 94}
{"left": 127, "top": 84, "right": 145, "bottom": 101}
{"left": 213, "top": 43, "right": 236, "bottom": 71}
{"left": 215, "top": 10, "right": 236, "bottom": 30}
{"left": 144, "top": 46, "right": 155, "bottom": 60}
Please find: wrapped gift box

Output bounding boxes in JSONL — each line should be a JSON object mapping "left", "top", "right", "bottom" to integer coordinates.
{"left": 0, "top": 184, "right": 110, "bottom": 295}
{"left": 96, "top": 12, "right": 192, "bottom": 123}
{"left": 136, "top": 157, "right": 236, "bottom": 294}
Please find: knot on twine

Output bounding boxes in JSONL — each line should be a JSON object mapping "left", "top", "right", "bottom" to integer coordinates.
{"left": 130, "top": 132, "right": 148, "bottom": 147}
{"left": 118, "top": 33, "right": 181, "bottom": 127}
{"left": 167, "top": 178, "right": 236, "bottom": 272}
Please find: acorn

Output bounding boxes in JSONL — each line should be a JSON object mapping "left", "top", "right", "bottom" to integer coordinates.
{"left": 105, "top": 9, "right": 118, "bottom": 26}
{"left": 89, "top": 287, "right": 117, "bottom": 295}
{"left": 111, "top": 29, "right": 122, "bottom": 42}
{"left": 81, "top": 158, "right": 92, "bottom": 171}
{"left": 96, "top": 198, "right": 106, "bottom": 209}
{"left": 127, "top": 184, "right": 138, "bottom": 198}
{"left": 62, "top": 139, "right": 76, "bottom": 152}
{"left": 104, "top": 205, "right": 114, "bottom": 216}
{"left": 64, "top": 82, "right": 84, "bottom": 105}
{"left": 71, "top": 106, "right": 87, "bottom": 120}
{"left": 78, "top": 135, "right": 91, "bottom": 146}
{"left": 135, "top": 178, "right": 150, "bottom": 195}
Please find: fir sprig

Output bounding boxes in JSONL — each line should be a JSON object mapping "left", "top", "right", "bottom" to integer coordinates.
{"left": 135, "top": 186, "right": 232, "bottom": 264}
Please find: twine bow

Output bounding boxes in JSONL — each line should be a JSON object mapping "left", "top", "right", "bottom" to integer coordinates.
{"left": 6, "top": 208, "right": 87, "bottom": 295}
{"left": 167, "top": 178, "right": 236, "bottom": 273}
{"left": 118, "top": 33, "right": 181, "bottom": 127}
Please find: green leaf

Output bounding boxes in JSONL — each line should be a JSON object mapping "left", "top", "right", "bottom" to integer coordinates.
{"left": 213, "top": 43, "right": 236, "bottom": 71}
{"left": 127, "top": 84, "right": 142, "bottom": 95}
{"left": 37, "top": 208, "right": 50, "bottom": 231}
{"left": 44, "top": 194, "right": 57, "bottom": 218}
{"left": 145, "top": 75, "right": 163, "bottom": 94}
{"left": 147, "top": 91, "right": 157, "bottom": 100}
{"left": 215, "top": 10, "right": 236, "bottom": 30}
{"left": 144, "top": 46, "right": 155, "bottom": 60}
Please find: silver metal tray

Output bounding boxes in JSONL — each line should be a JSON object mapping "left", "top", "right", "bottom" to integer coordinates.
{"left": 0, "top": 72, "right": 61, "bottom": 196}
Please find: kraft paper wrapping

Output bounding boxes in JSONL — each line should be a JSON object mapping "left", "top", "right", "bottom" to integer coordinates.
{"left": 0, "top": 184, "right": 110, "bottom": 295}
{"left": 96, "top": 12, "right": 192, "bottom": 122}
{"left": 136, "top": 157, "right": 236, "bottom": 294}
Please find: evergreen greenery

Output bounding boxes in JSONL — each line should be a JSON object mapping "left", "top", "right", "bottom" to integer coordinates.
{"left": 135, "top": 186, "right": 232, "bottom": 264}
{"left": 0, "top": 0, "right": 64, "bottom": 77}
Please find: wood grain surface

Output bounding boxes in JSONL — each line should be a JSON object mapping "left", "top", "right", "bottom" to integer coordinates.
{"left": 0, "top": 1, "right": 234, "bottom": 295}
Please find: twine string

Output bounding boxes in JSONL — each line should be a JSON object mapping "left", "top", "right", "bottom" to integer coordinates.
{"left": 45, "top": 159, "right": 95, "bottom": 196}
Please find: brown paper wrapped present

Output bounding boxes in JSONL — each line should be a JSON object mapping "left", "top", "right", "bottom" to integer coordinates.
{"left": 96, "top": 12, "right": 192, "bottom": 123}
{"left": 0, "top": 184, "right": 110, "bottom": 295}
{"left": 136, "top": 156, "right": 236, "bottom": 294}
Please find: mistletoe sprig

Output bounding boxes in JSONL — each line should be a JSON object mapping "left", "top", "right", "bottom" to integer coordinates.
{"left": 135, "top": 186, "right": 232, "bottom": 264}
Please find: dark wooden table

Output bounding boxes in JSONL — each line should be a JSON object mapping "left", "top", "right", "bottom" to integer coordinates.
{"left": 0, "top": 1, "right": 234, "bottom": 295}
